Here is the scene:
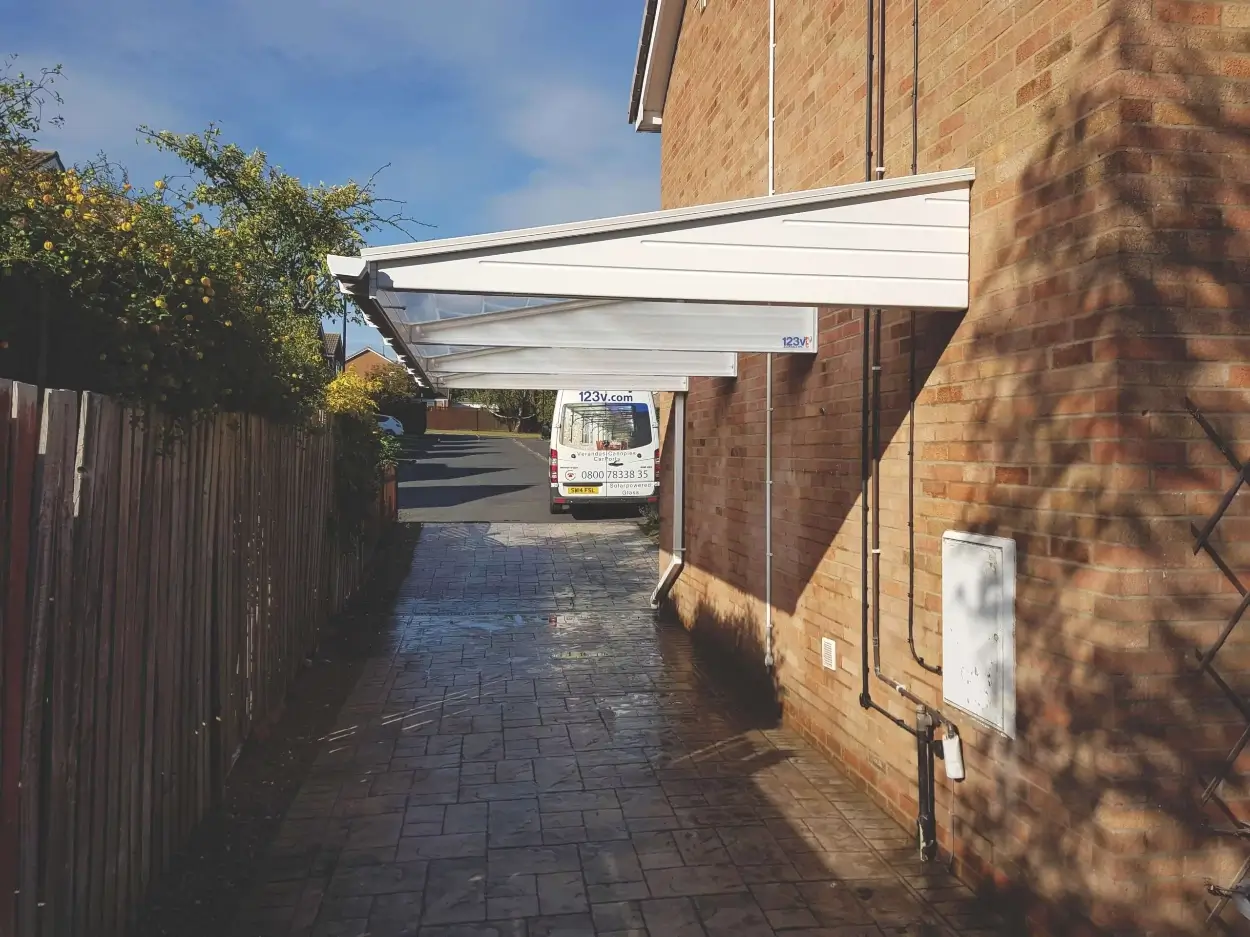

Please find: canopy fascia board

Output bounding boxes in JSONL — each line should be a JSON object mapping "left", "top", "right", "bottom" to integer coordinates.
{"left": 425, "top": 346, "right": 737, "bottom": 378}
{"left": 349, "top": 169, "right": 973, "bottom": 309}
{"left": 433, "top": 372, "right": 690, "bottom": 392}
{"left": 408, "top": 299, "right": 819, "bottom": 355}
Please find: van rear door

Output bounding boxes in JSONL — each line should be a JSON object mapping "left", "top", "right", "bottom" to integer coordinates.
{"left": 555, "top": 392, "right": 657, "bottom": 501}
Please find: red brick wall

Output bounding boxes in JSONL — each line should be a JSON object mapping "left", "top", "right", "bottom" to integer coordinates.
{"left": 658, "top": 0, "right": 1250, "bottom": 933}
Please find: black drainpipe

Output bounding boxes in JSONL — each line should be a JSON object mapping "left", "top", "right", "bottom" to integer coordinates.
{"left": 859, "top": 0, "right": 914, "bottom": 737}
{"left": 905, "top": 0, "right": 940, "bottom": 678}
{"left": 857, "top": 0, "right": 959, "bottom": 860}
{"left": 916, "top": 707, "right": 938, "bottom": 859}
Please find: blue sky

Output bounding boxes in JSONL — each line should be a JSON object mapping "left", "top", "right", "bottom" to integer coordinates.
{"left": 8, "top": 0, "right": 660, "bottom": 357}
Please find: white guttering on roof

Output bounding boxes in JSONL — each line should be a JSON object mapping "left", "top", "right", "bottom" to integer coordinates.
{"left": 628, "top": 0, "right": 686, "bottom": 132}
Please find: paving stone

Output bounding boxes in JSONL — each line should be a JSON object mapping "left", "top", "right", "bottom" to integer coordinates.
{"left": 423, "top": 857, "right": 488, "bottom": 924}
{"left": 536, "top": 871, "right": 587, "bottom": 915}
{"left": 592, "top": 900, "right": 647, "bottom": 931}
{"left": 645, "top": 863, "right": 745, "bottom": 898}
{"left": 640, "top": 897, "right": 706, "bottom": 936}
{"left": 488, "top": 845, "right": 581, "bottom": 877}
{"left": 398, "top": 832, "right": 488, "bottom": 861}
{"left": 327, "top": 861, "right": 428, "bottom": 898}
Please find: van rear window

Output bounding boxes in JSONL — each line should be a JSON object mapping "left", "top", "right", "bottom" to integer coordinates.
{"left": 559, "top": 403, "right": 653, "bottom": 451}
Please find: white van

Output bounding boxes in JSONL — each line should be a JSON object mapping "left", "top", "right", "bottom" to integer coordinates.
{"left": 549, "top": 390, "right": 660, "bottom": 514}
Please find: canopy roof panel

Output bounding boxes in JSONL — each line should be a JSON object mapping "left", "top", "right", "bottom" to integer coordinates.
{"left": 425, "top": 346, "right": 736, "bottom": 378}
{"left": 329, "top": 169, "right": 974, "bottom": 395}
{"left": 406, "top": 299, "right": 818, "bottom": 355}
{"left": 433, "top": 372, "right": 690, "bottom": 391}
{"left": 353, "top": 169, "right": 972, "bottom": 309}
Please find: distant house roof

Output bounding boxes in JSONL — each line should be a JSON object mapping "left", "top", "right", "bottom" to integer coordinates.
{"left": 28, "top": 150, "right": 64, "bottom": 172}
{"left": 344, "top": 347, "right": 391, "bottom": 378}
{"left": 323, "top": 331, "right": 342, "bottom": 360}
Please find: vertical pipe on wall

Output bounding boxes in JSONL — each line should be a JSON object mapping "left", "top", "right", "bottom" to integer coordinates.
{"left": 871, "top": 308, "right": 883, "bottom": 676}
{"left": 859, "top": 0, "right": 876, "bottom": 713}
{"left": 650, "top": 392, "right": 687, "bottom": 609}
{"left": 764, "top": 0, "right": 776, "bottom": 669}
{"left": 905, "top": 0, "right": 939, "bottom": 676}
{"left": 876, "top": 0, "right": 887, "bottom": 179}
{"left": 911, "top": 0, "right": 919, "bottom": 177}
{"left": 916, "top": 706, "right": 938, "bottom": 860}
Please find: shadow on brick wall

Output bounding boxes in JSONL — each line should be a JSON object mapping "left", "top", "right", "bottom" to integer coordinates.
{"left": 949, "top": 3, "right": 1250, "bottom": 934}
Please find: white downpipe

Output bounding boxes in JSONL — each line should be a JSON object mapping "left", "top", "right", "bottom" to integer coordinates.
{"left": 763, "top": 0, "right": 776, "bottom": 668}
{"left": 651, "top": 391, "right": 687, "bottom": 609}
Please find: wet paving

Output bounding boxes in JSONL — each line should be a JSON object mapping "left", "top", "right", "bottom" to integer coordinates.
{"left": 229, "top": 523, "right": 1007, "bottom": 937}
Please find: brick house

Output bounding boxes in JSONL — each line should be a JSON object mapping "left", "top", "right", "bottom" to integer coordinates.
{"left": 344, "top": 347, "right": 392, "bottom": 380}
{"left": 625, "top": 1, "right": 1250, "bottom": 935}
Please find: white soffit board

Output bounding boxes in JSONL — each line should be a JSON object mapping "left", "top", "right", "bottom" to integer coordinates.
{"left": 425, "top": 346, "right": 737, "bottom": 378}
{"left": 359, "top": 169, "right": 974, "bottom": 309}
{"left": 433, "top": 372, "right": 690, "bottom": 391}
{"left": 408, "top": 299, "right": 818, "bottom": 354}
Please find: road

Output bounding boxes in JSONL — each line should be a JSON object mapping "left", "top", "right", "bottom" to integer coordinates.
{"left": 397, "top": 433, "right": 646, "bottom": 524}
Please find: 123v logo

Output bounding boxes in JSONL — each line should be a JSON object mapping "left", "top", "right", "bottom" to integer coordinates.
{"left": 781, "top": 336, "right": 813, "bottom": 349}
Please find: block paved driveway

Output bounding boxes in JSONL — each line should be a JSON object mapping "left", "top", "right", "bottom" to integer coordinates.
{"left": 231, "top": 523, "right": 1006, "bottom": 937}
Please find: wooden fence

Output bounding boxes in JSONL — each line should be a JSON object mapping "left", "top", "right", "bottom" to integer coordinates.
{"left": 0, "top": 380, "right": 397, "bottom": 937}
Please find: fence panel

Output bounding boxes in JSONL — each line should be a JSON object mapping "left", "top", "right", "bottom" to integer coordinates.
{"left": 0, "top": 382, "right": 396, "bottom": 936}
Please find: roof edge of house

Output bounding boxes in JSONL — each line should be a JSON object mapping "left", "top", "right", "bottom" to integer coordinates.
{"left": 627, "top": 0, "right": 684, "bottom": 132}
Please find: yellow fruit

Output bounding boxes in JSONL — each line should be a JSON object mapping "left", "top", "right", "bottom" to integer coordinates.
{"left": 224, "top": 320, "right": 232, "bottom": 327}
{"left": 64, "top": 208, "right": 73, "bottom": 217}
{"left": 43, "top": 241, "right": 53, "bottom": 251}
{"left": 185, "top": 278, "right": 193, "bottom": 286}
{"left": 154, "top": 180, "right": 165, "bottom": 190}
{"left": 200, "top": 276, "right": 211, "bottom": 287}
{"left": 201, "top": 296, "right": 211, "bottom": 304}
{"left": 42, "top": 194, "right": 54, "bottom": 205}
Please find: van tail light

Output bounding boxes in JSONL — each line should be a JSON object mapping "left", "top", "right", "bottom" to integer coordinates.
{"left": 550, "top": 449, "right": 559, "bottom": 483}
{"left": 654, "top": 448, "right": 661, "bottom": 478}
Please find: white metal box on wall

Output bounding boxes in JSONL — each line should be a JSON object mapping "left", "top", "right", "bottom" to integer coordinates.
{"left": 941, "top": 531, "right": 1017, "bottom": 738}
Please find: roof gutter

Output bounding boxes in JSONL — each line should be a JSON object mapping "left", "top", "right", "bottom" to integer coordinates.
{"left": 627, "top": 0, "right": 686, "bottom": 132}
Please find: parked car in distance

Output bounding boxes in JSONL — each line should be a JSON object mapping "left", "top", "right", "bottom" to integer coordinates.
{"left": 377, "top": 414, "right": 404, "bottom": 437}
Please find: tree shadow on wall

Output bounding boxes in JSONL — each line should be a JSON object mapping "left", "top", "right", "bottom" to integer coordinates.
{"left": 951, "top": 4, "right": 1250, "bottom": 935}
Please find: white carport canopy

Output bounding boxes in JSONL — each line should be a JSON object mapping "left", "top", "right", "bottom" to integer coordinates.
{"left": 328, "top": 167, "right": 973, "bottom": 392}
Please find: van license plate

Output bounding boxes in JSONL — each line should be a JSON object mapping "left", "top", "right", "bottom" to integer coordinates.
{"left": 565, "top": 486, "right": 600, "bottom": 495}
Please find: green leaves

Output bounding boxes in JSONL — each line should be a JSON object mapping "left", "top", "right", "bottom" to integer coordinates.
{"left": 0, "top": 60, "right": 412, "bottom": 426}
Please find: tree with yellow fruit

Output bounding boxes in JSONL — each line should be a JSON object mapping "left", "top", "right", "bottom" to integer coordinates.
{"left": 0, "top": 59, "right": 417, "bottom": 425}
